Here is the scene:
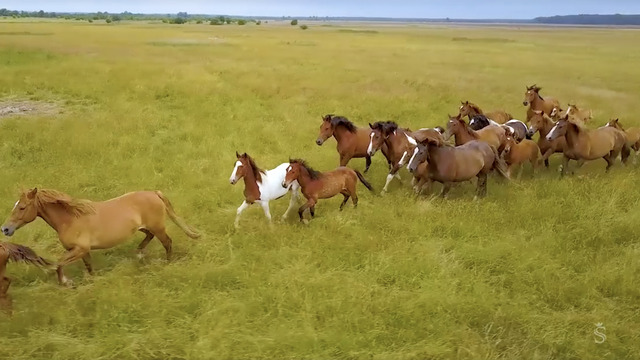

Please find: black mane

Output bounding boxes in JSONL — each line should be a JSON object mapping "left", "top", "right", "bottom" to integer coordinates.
{"left": 371, "top": 121, "right": 399, "bottom": 135}
{"left": 326, "top": 115, "right": 357, "bottom": 133}
{"left": 289, "top": 158, "right": 322, "bottom": 180}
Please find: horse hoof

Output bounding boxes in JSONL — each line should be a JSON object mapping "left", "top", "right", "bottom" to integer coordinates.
{"left": 302, "top": 219, "right": 310, "bottom": 225}
{"left": 136, "top": 253, "right": 145, "bottom": 260}
{"left": 62, "top": 279, "right": 75, "bottom": 288}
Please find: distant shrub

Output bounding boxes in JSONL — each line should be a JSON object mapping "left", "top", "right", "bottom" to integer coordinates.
{"left": 225, "top": 19, "right": 231, "bottom": 24}
{"left": 88, "top": 19, "right": 93, "bottom": 23}
{"left": 290, "top": 19, "right": 298, "bottom": 25}
{"left": 237, "top": 19, "right": 246, "bottom": 25}
{"left": 256, "top": 20, "right": 261, "bottom": 25}
{"left": 171, "top": 17, "right": 187, "bottom": 24}
{"left": 196, "top": 20, "right": 203, "bottom": 24}
{"left": 105, "top": 18, "right": 112, "bottom": 23}
{"left": 162, "top": 19, "right": 169, "bottom": 23}
{"left": 300, "top": 24, "right": 308, "bottom": 30}
{"left": 210, "top": 19, "right": 222, "bottom": 25}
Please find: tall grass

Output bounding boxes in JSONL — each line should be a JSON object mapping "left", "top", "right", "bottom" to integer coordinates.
{"left": 0, "top": 21, "right": 639, "bottom": 359}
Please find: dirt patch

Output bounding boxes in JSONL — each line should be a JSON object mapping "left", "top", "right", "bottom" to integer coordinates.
{"left": 0, "top": 99, "right": 60, "bottom": 119}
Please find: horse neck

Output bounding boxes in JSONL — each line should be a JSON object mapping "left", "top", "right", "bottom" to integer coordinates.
{"left": 564, "top": 123, "right": 584, "bottom": 146}
{"left": 37, "top": 202, "right": 75, "bottom": 234}
{"left": 296, "top": 167, "right": 318, "bottom": 189}
{"left": 241, "top": 169, "right": 261, "bottom": 201}
{"left": 530, "top": 95, "right": 544, "bottom": 109}
{"left": 467, "top": 107, "right": 482, "bottom": 117}
{"left": 538, "top": 119, "right": 555, "bottom": 137}
{"left": 454, "top": 127, "right": 475, "bottom": 145}
{"left": 333, "top": 126, "right": 356, "bottom": 144}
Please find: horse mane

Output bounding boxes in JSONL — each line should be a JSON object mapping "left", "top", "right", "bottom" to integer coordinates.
{"left": 0, "top": 242, "right": 52, "bottom": 267}
{"left": 371, "top": 121, "right": 398, "bottom": 135}
{"left": 243, "top": 154, "right": 266, "bottom": 182}
{"left": 31, "top": 189, "right": 96, "bottom": 217}
{"left": 467, "top": 102, "right": 484, "bottom": 115}
{"left": 328, "top": 115, "right": 357, "bottom": 133}
{"left": 289, "top": 159, "right": 322, "bottom": 180}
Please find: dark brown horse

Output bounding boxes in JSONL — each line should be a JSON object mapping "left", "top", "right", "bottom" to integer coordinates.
{"left": 282, "top": 159, "right": 374, "bottom": 224}
{"left": 367, "top": 121, "right": 418, "bottom": 193}
{"left": 1, "top": 242, "right": 52, "bottom": 298}
{"left": 316, "top": 114, "right": 388, "bottom": 173}
{"left": 407, "top": 135, "right": 509, "bottom": 198}
{"left": 523, "top": 84, "right": 561, "bottom": 122}
{"left": 527, "top": 110, "right": 566, "bottom": 167}
{"left": 458, "top": 101, "right": 513, "bottom": 124}
{"left": 546, "top": 115, "right": 630, "bottom": 175}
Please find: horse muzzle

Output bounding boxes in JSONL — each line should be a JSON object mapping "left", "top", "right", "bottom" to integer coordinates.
{"left": 282, "top": 182, "right": 288, "bottom": 189}
{"left": 315, "top": 139, "right": 324, "bottom": 146}
{"left": 229, "top": 178, "right": 237, "bottom": 185}
{"left": 1, "top": 225, "right": 15, "bottom": 237}
{"left": 522, "top": 101, "right": 528, "bottom": 106}
{"left": 545, "top": 135, "right": 553, "bottom": 141}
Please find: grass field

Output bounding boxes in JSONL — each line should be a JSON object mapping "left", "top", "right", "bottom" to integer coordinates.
{"left": 0, "top": 19, "right": 639, "bottom": 359}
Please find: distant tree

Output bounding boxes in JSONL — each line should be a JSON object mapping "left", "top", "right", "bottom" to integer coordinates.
{"left": 256, "top": 20, "right": 261, "bottom": 25}
{"left": 196, "top": 20, "right": 203, "bottom": 24}
{"left": 225, "top": 18, "right": 231, "bottom": 24}
{"left": 290, "top": 19, "right": 298, "bottom": 25}
{"left": 171, "top": 17, "right": 187, "bottom": 24}
{"left": 237, "top": 19, "right": 246, "bottom": 25}
{"left": 88, "top": 19, "right": 93, "bottom": 23}
{"left": 111, "top": 14, "right": 121, "bottom": 22}
{"left": 105, "top": 18, "right": 112, "bottom": 23}
{"left": 210, "top": 19, "right": 222, "bottom": 25}
{"left": 300, "top": 24, "right": 308, "bottom": 30}
{"left": 177, "top": 12, "right": 188, "bottom": 18}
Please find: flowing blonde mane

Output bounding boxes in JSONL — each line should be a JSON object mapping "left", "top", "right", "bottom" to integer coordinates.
{"left": 30, "top": 189, "right": 96, "bottom": 217}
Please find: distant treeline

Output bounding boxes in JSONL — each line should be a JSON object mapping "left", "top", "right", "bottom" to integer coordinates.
{"left": 534, "top": 14, "right": 640, "bottom": 25}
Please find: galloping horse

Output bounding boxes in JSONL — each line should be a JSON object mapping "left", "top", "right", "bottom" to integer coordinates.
{"left": 407, "top": 135, "right": 509, "bottom": 198}
{"left": 1, "top": 242, "right": 52, "bottom": 297}
{"left": 523, "top": 84, "right": 561, "bottom": 122}
{"left": 367, "top": 121, "right": 418, "bottom": 193}
{"left": 230, "top": 152, "right": 301, "bottom": 228}
{"left": 527, "top": 110, "right": 566, "bottom": 167}
{"left": 470, "top": 116, "right": 530, "bottom": 142}
{"left": 606, "top": 118, "right": 640, "bottom": 162}
{"left": 444, "top": 114, "right": 507, "bottom": 152}
{"left": 1, "top": 188, "right": 201, "bottom": 286}
{"left": 546, "top": 115, "right": 630, "bottom": 175}
{"left": 316, "top": 114, "right": 388, "bottom": 173}
{"left": 565, "top": 103, "right": 593, "bottom": 124}
{"left": 502, "top": 136, "right": 542, "bottom": 178}
{"left": 458, "top": 101, "right": 512, "bottom": 124}
{"left": 282, "top": 159, "right": 373, "bottom": 224}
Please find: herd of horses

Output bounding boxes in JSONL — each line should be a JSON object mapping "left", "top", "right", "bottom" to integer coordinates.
{"left": 1, "top": 84, "right": 637, "bottom": 304}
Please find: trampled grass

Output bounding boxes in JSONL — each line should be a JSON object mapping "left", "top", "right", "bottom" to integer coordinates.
{"left": 0, "top": 20, "right": 639, "bottom": 359}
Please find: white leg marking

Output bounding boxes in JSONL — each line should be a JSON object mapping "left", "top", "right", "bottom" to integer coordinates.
{"left": 234, "top": 201, "right": 250, "bottom": 228}
{"left": 282, "top": 189, "right": 298, "bottom": 219}
{"left": 260, "top": 201, "right": 272, "bottom": 222}
{"left": 382, "top": 173, "right": 395, "bottom": 192}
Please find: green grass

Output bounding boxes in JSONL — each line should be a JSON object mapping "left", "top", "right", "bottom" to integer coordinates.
{"left": 0, "top": 20, "right": 639, "bottom": 359}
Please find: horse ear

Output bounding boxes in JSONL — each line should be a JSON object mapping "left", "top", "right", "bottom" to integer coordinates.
{"left": 236, "top": 151, "right": 240, "bottom": 158}
{"left": 27, "top": 188, "right": 38, "bottom": 199}
{"left": 369, "top": 123, "right": 373, "bottom": 129}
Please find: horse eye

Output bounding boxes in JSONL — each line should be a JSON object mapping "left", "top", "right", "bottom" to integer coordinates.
{"left": 19, "top": 206, "right": 26, "bottom": 210}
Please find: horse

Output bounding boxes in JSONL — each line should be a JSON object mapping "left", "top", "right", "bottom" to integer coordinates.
{"left": 546, "top": 115, "right": 630, "bottom": 175}
{"left": 282, "top": 159, "right": 374, "bottom": 224}
{"left": 458, "top": 101, "right": 512, "bottom": 124}
{"left": 527, "top": 110, "right": 566, "bottom": 167}
{"left": 523, "top": 84, "right": 561, "bottom": 122}
{"left": 565, "top": 103, "right": 593, "bottom": 124}
{"left": 502, "top": 136, "right": 542, "bottom": 178}
{"left": 1, "top": 188, "right": 201, "bottom": 286}
{"left": 367, "top": 121, "right": 418, "bottom": 193}
{"left": 406, "top": 135, "right": 509, "bottom": 199}
{"left": 444, "top": 114, "right": 507, "bottom": 152}
{"left": 606, "top": 118, "right": 640, "bottom": 163}
{"left": 230, "top": 152, "right": 301, "bottom": 228}
{"left": 316, "top": 114, "right": 389, "bottom": 173}
{"left": 1, "top": 242, "right": 52, "bottom": 298}
{"left": 470, "top": 116, "right": 530, "bottom": 142}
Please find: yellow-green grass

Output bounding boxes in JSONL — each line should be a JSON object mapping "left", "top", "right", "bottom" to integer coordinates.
{"left": 0, "top": 19, "right": 639, "bottom": 359}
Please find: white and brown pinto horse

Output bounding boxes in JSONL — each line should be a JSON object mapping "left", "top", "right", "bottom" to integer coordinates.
{"left": 367, "top": 121, "right": 418, "bottom": 193}
{"left": 230, "top": 152, "right": 301, "bottom": 228}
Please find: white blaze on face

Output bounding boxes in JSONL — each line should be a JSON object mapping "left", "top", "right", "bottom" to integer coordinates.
{"left": 459, "top": 105, "right": 464, "bottom": 110}
{"left": 367, "top": 132, "right": 375, "bottom": 155}
{"left": 547, "top": 123, "right": 560, "bottom": 140}
{"left": 13, "top": 200, "right": 19, "bottom": 210}
{"left": 565, "top": 107, "right": 572, "bottom": 117}
{"left": 230, "top": 161, "right": 242, "bottom": 183}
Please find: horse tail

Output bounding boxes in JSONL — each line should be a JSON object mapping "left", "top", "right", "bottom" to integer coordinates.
{"left": 1, "top": 242, "right": 54, "bottom": 270}
{"left": 490, "top": 146, "right": 510, "bottom": 179}
{"left": 155, "top": 191, "right": 201, "bottom": 239}
{"left": 354, "top": 170, "right": 374, "bottom": 192}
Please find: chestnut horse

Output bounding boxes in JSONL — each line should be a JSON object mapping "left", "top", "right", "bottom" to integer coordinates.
{"left": 316, "top": 114, "right": 388, "bottom": 173}
{"left": 527, "top": 110, "right": 566, "bottom": 167}
{"left": 1, "top": 242, "right": 52, "bottom": 297}
{"left": 523, "top": 85, "right": 561, "bottom": 122}
{"left": 1, "top": 188, "right": 200, "bottom": 286}
{"left": 230, "top": 152, "right": 301, "bottom": 228}
{"left": 458, "top": 101, "right": 512, "bottom": 124}
{"left": 367, "top": 121, "right": 418, "bottom": 193}
{"left": 282, "top": 159, "right": 373, "bottom": 224}
{"left": 546, "top": 115, "right": 630, "bottom": 175}
{"left": 565, "top": 103, "right": 593, "bottom": 124}
{"left": 407, "top": 136, "right": 509, "bottom": 198}
{"left": 444, "top": 114, "right": 507, "bottom": 152}
{"left": 502, "top": 136, "right": 542, "bottom": 178}
{"left": 606, "top": 118, "right": 640, "bottom": 163}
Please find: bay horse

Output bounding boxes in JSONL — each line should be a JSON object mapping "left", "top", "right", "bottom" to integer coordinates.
{"left": 444, "top": 114, "right": 507, "bottom": 152}
{"left": 367, "top": 121, "right": 418, "bottom": 193}
{"left": 458, "top": 101, "right": 513, "bottom": 124}
{"left": 523, "top": 84, "right": 561, "bottom": 122}
{"left": 316, "top": 114, "right": 389, "bottom": 173}
{"left": 606, "top": 118, "right": 640, "bottom": 163}
{"left": 1, "top": 242, "right": 52, "bottom": 297}
{"left": 406, "top": 135, "right": 509, "bottom": 199}
{"left": 230, "top": 152, "right": 301, "bottom": 228}
{"left": 546, "top": 115, "right": 630, "bottom": 175}
{"left": 565, "top": 103, "right": 593, "bottom": 124}
{"left": 282, "top": 159, "right": 373, "bottom": 224}
{"left": 527, "top": 110, "right": 566, "bottom": 167}
{"left": 1, "top": 188, "right": 201, "bottom": 286}
{"left": 502, "top": 136, "right": 542, "bottom": 178}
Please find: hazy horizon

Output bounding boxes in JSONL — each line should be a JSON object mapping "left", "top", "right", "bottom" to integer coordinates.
{"left": 3, "top": 0, "right": 640, "bottom": 19}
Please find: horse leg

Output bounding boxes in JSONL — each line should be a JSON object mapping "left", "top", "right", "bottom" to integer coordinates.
{"left": 56, "top": 246, "right": 90, "bottom": 286}
{"left": 154, "top": 230, "right": 173, "bottom": 261}
{"left": 517, "top": 164, "right": 524, "bottom": 180}
{"left": 234, "top": 201, "right": 251, "bottom": 229}
{"left": 440, "top": 183, "right": 452, "bottom": 199}
{"left": 298, "top": 199, "right": 315, "bottom": 224}
{"left": 560, "top": 155, "right": 570, "bottom": 177}
{"left": 259, "top": 201, "right": 273, "bottom": 225}
{"left": 339, "top": 191, "right": 350, "bottom": 211}
{"left": 382, "top": 165, "right": 400, "bottom": 193}
{"left": 604, "top": 154, "right": 614, "bottom": 172}
{"left": 281, "top": 189, "right": 299, "bottom": 221}
{"left": 475, "top": 173, "right": 488, "bottom": 199}
{"left": 364, "top": 156, "right": 372, "bottom": 173}
{"left": 542, "top": 148, "right": 554, "bottom": 168}
{"left": 81, "top": 253, "right": 93, "bottom": 276}
{"left": 137, "top": 229, "right": 154, "bottom": 260}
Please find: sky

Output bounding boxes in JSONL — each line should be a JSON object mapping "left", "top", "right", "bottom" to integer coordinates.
{"left": 4, "top": 0, "right": 640, "bottom": 19}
